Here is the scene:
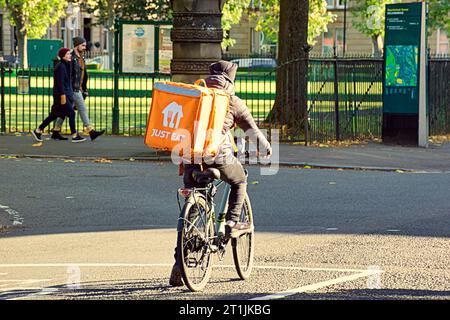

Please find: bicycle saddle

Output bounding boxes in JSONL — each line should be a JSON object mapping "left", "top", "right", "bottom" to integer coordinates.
{"left": 192, "top": 168, "right": 221, "bottom": 184}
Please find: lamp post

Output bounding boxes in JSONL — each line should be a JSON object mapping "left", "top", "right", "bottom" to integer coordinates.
{"left": 343, "top": 0, "right": 347, "bottom": 56}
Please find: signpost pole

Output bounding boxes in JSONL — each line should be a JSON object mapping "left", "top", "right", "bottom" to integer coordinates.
{"left": 112, "top": 18, "right": 120, "bottom": 135}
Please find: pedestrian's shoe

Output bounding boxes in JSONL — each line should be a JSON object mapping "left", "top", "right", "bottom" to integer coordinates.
{"left": 51, "top": 131, "right": 68, "bottom": 141}
{"left": 225, "top": 220, "right": 254, "bottom": 238}
{"left": 169, "top": 264, "right": 184, "bottom": 287}
{"left": 71, "top": 134, "right": 87, "bottom": 143}
{"left": 31, "top": 129, "right": 43, "bottom": 142}
{"left": 89, "top": 129, "right": 105, "bottom": 141}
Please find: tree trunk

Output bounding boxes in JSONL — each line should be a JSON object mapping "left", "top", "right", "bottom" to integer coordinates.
{"left": 266, "top": 0, "right": 309, "bottom": 141}
{"left": 107, "top": 0, "right": 114, "bottom": 70}
{"left": 372, "top": 35, "right": 384, "bottom": 57}
{"left": 16, "top": 30, "right": 28, "bottom": 69}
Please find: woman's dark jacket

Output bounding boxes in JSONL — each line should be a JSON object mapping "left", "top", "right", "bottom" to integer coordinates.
{"left": 53, "top": 60, "right": 73, "bottom": 98}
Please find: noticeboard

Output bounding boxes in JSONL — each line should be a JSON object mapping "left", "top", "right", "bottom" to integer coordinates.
{"left": 119, "top": 20, "right": 172, "bottom": 74}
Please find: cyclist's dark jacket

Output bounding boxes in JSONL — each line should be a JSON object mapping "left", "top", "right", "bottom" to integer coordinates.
{"left": 205, "top": 60, "right": 270, "bottom": 161}
{"left": 71, "top": 50, "right": 88, "bottom": 92}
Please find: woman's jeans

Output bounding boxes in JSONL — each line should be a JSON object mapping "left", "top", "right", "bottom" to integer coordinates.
{"left": 54, "top": 91, "right": 92, "bottom": 132}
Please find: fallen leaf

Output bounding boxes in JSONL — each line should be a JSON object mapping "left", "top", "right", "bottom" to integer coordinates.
{"left": 304, "top": 165, "right": 312, "bottom": 169}
{"left": 329, "top": 182, "right": 336, "bottom": 185}
{"left": 251, "top": 181, "right": 259, "bottom": 185}
{"left": 129, "top": 158, "right": 135, "bottom": 162}
{"left": 32, "top": 142, "right": 43, "bottom": 147}
{"left": 94, "top": 158, "right": 112, "bottom": 164}
{"left": 395, "top": 170, "right": 404, "bottom": 173}
{"left": 64, "top": 160, "right": 75, "bottom": 163}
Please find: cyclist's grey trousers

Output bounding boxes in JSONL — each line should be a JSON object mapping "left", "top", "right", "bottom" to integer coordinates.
{"left": 183, "top": 155, "right": 247, "bottom": 223}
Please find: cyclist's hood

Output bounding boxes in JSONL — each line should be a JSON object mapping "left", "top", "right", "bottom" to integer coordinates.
{"left": 209, "top": 60, "right": 237, "bottom": 84}
{"left": 206, "top": 60, "right": 237, "bottom": 95}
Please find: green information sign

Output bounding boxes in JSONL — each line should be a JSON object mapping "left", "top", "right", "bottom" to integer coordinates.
{"left": 382, "top": 2, "right": 428, "bottom": 147}
{"left": 383, "top": 3, "right": 423, "bottom": 114}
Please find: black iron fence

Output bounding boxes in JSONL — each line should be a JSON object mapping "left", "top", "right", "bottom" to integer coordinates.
{"left": 428, "top": 57, "right": 450, "bottom": 136}
{"left": 0, "top": 56, "right": 449, "bottom": 142}
{"left": 308, "top": 57, "right": 383, "bottom": 143}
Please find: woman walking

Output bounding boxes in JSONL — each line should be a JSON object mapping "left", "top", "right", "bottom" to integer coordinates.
{"left": 32, "top": 47, "right": 86, "bottom": 143}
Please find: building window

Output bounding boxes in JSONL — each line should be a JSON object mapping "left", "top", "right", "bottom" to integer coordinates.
{"left": 322, "top": 28, "right": 345, "bottom": 56}
{"left": 327, "top": 0, "right": 345, "bottom": 9}
{"left": 437, "top": 29, "right": 449, "bottom": 55}
{"left": 103, "top": 28, "right": 109, "bottom": 51}
{"left": 61, "top": 19, "right": 66, "bottom": 47}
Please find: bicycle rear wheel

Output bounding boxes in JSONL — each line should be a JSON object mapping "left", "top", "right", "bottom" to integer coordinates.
{"left": 176, "top": 195, "right": 214, "bottom": 292}
{"left": 232, "top": 194, "right": 254, "bottom": 280}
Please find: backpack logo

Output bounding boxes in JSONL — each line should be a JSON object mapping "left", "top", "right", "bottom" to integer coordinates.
{"left": 162, "top": 102, "right": 183, "bottom": 129}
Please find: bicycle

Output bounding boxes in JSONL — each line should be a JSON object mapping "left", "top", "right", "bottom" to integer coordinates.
{"left": 175, "top": 167, "right": 255, "bottom": 292}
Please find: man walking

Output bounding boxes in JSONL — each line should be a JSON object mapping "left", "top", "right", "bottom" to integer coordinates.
{"left": 51, "top": 36, "right": 105, "bottom": 141}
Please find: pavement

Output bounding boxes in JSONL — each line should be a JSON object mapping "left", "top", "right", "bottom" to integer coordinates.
{"left": 1, "top": 133, "right": 450, "bottom": 172}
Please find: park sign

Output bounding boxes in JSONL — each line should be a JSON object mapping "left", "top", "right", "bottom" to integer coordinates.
{"left": 382, "top": 2, "right": 428, "bottom": 147}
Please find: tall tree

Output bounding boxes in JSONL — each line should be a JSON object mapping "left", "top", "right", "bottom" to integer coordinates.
{"left": 221, "top": 0, "right": 251, "bottom": 49}
{"left": 73, "top": 0, "right": 171, "bottom": 68}
{"left": 351, "top": 0, "right": 400, "bottom": 57}
{"left": 426, "top": 0, "right": 450, "bottom": 36}
{"left": 267, "top": 0, "right": 309, "bottom": 140}
{"left": 0, "top": 0, "right": 67, "bottom": 68}
{"left": 252, "top": 0, "right": 336, "bottom": 47}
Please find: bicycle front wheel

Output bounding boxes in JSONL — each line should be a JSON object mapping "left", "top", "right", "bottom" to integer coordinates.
{"left": 176, "top": 195, "right": 214, "bottom": 292}
{"left": 232, "top": 194, "right": 254, "bottom": 280}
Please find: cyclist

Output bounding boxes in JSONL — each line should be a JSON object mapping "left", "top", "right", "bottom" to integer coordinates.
{"left": 169, "top": 60, "right": 272, "bottom": 287}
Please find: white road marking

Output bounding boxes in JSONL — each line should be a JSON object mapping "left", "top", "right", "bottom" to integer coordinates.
{"left": 0, "top": 263, "right": 383, "bottom": 300}
{"left": 0, "top": 263, "right": 371, "bottom": 273}
{"left": 0, "top": 203, "right": 24, "bottom": 226}
{"left": 250, "top": 269, "right": 384, "bottom": 300}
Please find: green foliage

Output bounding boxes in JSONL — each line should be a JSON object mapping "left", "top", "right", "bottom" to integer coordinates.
{"left": 0, "top": 0, "right": 67, "bottom": 38}
{"left": 352, "top": 0, "right": 450, "bottom": 38}
{"left": 73, "top": 0, "right": 171, "bottom": 26}
{"left": 351, "top": 0, "right": 400, "bottom": 39}
{"left": 250, "top": 0, "right": 336, "bottom": 46}
{"left": 427, "top": 0, "right": 450, "bottom": 35}
{"left": 222, "top": 0, "right": 251, "bottom": 48}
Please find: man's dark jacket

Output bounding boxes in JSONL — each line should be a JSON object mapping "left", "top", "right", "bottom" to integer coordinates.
{"left": 71, "top": 51, "right": 88, "bottom": 92}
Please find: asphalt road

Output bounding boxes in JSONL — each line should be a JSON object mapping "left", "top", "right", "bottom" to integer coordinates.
{"left": 0, "top": 157, "right": 449, "bottom": 300}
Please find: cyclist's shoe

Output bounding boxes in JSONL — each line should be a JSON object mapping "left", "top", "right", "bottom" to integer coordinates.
{"left": 51, "top": 131, "right": 68, "bottom": 141}
{"left": 225, "top": 220, "right": 254, "bottom": 238}
{"left": 169, "top": 264, "right": 184, "bottom": 287}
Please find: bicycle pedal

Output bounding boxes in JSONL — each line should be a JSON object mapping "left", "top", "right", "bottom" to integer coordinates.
{"left": 186, "top": 258, "right": 198, "bottom": 268}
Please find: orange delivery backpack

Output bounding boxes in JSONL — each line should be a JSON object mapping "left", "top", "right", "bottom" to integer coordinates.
{"left": 144, "top": 79, "right": 229, "bottom": 159}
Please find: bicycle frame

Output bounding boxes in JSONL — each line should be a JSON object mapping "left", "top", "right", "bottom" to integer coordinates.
{"left": 177, "top": 180, "right": 231, "bottom": 244}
